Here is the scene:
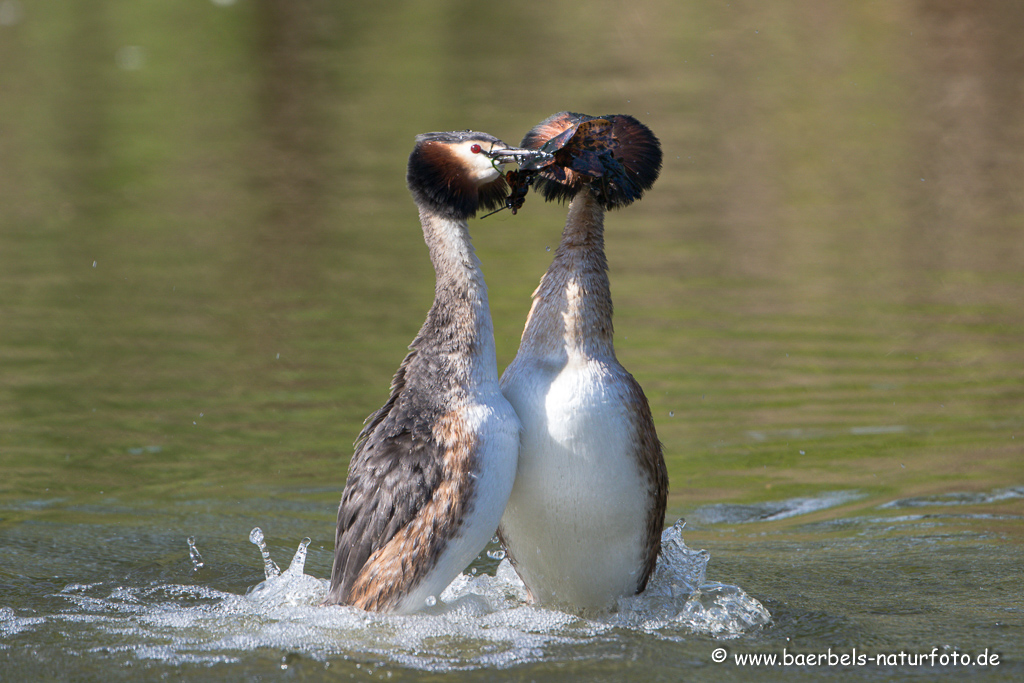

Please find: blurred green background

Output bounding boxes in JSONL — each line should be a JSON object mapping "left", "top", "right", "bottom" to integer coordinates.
{"left": 2, "top": 0, "right": 1020, "bottom": 516}
{"left": 1, "top": 1, "right": 1023, "bottom": 679}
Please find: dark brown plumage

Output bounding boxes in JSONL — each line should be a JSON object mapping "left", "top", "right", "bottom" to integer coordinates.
{"left": 519, "top": 111, "right": 662, "bottom": 209}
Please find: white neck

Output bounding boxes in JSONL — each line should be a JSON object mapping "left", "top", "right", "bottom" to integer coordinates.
{"left": 516, "top": 191, "right": 615, "bottom": 363}
{"left": 416, "top": 209, "right": 498, "bottom": 386}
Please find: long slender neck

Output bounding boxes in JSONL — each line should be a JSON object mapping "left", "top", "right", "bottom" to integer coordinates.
{"left": 517, "top": 190, "right": 615, "bottom": 361}
{"left": 413, "top": 207, "right": 498, "bottom": 383}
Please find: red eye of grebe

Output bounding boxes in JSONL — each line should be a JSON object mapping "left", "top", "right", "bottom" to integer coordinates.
{"left": 470, "top": 144, "right": 482, "bottom": 154}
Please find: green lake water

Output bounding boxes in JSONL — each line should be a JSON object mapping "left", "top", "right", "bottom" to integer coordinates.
{"left": 2, "top": 1, "right": 1022, "bottom": 681}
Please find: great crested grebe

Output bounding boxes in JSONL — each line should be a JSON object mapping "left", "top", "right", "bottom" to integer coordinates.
{"left": 324, "top": 131, "right": 543, "bottom": 614}
{"left": 498, "top": 112, "right": 669, "bottom": 611}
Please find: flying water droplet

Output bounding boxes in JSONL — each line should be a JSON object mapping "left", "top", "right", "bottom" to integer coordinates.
{"left": 487, "top": 548, "right": 506, "bottom": 561}
{"left": 425, "top": 595, "right": 437, "bottom": 607}
{"left": 249, "top": 527, "right": 280, "bottom": 579}
{"left": 187, "top": 536, "right": 204, "bottom": 571}
{"left": 284, "top": 537, "right": 312, "bottom": 575}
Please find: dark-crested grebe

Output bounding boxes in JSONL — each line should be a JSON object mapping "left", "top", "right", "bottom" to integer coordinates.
{"left": 323, "top": 131, "right": 541, "bottom": 613}
{"left": 497, "top": 112, "right": 669, "bottom": 611}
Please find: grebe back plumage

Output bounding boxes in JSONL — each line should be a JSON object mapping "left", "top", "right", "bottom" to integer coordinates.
{"left": 324, "top": 131, "right": 538, "bottom": 613}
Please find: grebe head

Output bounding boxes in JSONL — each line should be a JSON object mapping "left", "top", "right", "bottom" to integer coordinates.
{"left": 407, "top": 131, "right": 545, "bottom": 220}
{"left": 519, "top": 112, "right": 662, "bottom": 210}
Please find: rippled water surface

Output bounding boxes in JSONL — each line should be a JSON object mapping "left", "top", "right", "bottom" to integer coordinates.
{"left": 2, "top": 2, "right": 1023, "bottom": 681}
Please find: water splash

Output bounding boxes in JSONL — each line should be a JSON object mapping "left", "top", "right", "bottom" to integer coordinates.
{"left": 284, "top": 537, "right": 311, "bottom": 575}
{"left": 609, "top": 521, "right": 770, "bottom": 638}
{"left": 248, "top": 527, "right": 280, "bottom": 579}
{"left": 186, "top": 536, "right": 204, "bottom": 571}
{"left": 47, "top": 523, "right": 768, "bottom": 672}
{"left": 245, "top": 535, "right": 321, "bottom": 608}
{"left": 645, "top": 519, "right": 709, "bottom": 595}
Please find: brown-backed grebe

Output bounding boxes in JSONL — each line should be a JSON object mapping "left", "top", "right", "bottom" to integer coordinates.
{"left": 497, "top": 112, "right": 669, "bottom": 611}
{"left": 323, "top": 131, "right": 541, "bottom": 613}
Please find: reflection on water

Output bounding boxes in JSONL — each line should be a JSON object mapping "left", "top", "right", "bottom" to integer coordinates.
{"left": 692, "top": 490, "right": 865, "bottom": 524}
{"left": 877, "top": 486, "right": 1024, "bottom": 511}
{"left": 1, "top": 1, "right": 1023, "bottom": 681}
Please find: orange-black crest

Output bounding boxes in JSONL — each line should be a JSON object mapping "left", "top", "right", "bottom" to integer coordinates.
{"left": 520, "top": 112, "right": 662, "bottom": 210}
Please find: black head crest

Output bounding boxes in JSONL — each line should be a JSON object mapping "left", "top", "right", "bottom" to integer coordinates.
{"left": 519, "top": 111, "right": 662, "bottom": 210}
{"left": 407, "top": 132, "right": 510, "bottom": 220}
